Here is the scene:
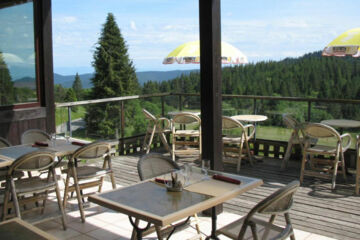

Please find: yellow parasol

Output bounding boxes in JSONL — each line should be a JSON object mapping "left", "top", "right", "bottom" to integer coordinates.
{"left": 322, "top": 28, "right": 360, "bottom": 57}
{"left": 163, "top": 40, "right": 248, "bottom": 64}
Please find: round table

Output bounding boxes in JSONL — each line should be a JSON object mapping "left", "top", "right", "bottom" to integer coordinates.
{"left": 231, "top": 114, "right": 268, "bottom": 122}
{"left": 321, "top": 119, "right": 360, "bottom": 129}
{"left": 168, "top": 111, "right": 201, "bottom": 117}
{"left": 231, "top": 115, "right": 268, "bottom": 140}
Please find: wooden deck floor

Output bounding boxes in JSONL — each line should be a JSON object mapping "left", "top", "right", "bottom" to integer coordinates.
{"left": 109, "top": 153, "right": 360, "bottom": 240}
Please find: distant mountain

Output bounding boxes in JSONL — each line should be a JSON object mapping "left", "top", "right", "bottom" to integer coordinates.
{"left": 54, "top": 73, "right": 93, "bottom": 88}
{"left": 52, "top": 69, "right": 198, "bottom": 89}
{"left": 13, "top": 77, "right": 36, "bottom": 89}
{"left": 136, "top": 70, "right": 198, "bottom": 85}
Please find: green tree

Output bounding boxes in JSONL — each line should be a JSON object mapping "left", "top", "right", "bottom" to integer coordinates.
{"left": 85, "top": 13, "right": 140, "bottom": 138}
{"left": 0, "top": 52, "right": 15, "bottom": 105}
{"left": 72, "top": 73, "right": 83, "bottom": 100}
{"left": 65, "top": 88, "right": 77, "bottom": 112}
{"left": 54, "top": 84, "right": 66, "bottom": 102}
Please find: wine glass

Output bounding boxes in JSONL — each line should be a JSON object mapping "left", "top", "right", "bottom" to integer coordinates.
{"left": 50, "top": 133, "right": 57, "bottom": 147}
{"left": 182, "top": 163, "right": 191, "bottom": 186}
{"left": 201, "top": 160, "right": 210, "bottom": 180}
{"left": 64, "top": 129, "right": 71, "bottom": 143}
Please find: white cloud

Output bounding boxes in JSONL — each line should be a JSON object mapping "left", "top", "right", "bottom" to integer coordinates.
{"left": 3, "top": 53, "right": 23, "bottom": 63}
{"left": 54, "top": 16, "right": 77, "bottom": 24}
{"left": 130, "top": 21, "right": 137, "bottom": 31}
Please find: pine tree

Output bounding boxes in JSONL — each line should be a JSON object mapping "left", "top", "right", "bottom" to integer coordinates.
{"left": 85, "top": 13, "right": 140, "bottom": 138}
{"left": 65, "top": 88, "right": 78, "bottom": 112}
{"left": 0, "top": 52, "right": 15, "bottom": 105}
{"left": 54, "top": 84, "right": 66, "bottom": 102}
{"left": 72, "top": 73, "right": 83, "bottom": 100}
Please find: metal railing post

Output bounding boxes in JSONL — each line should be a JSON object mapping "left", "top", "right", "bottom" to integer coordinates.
{"left": 67, "top": 106, "right": 72, "bottom": 137}
{"left": 179, "top": 95, "right": 183, "bottom": 111}
{"left": 307, "top": 101, "right": 311, "bottom": 122}
{"left": 120, "top": 101, "right": 125, "bottom": 154}
{"left": 161, "top": 96, "right": 165, "bottom": 117}
{"left": 253, "top": 99, "right": 257, "bottom": 114}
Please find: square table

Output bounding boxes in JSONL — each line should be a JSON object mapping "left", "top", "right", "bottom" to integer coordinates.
{"left": 0, "top": 139, "right": 81, "bottom": 168}
{"left": 0, "top": 218, "right": 58, "bottom": 240}
{"left": 89, "top": 168, "right": 263, "bottom": 240}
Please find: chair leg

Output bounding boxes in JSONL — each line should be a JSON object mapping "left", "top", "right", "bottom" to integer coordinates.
{"left": 331, "top": 155, "right": 340, "bottom": 190}
{"left": 356, "top": 153, "right": 360, "bottom": 195}
{"left": 10, "top": 178, "right": 21, "bottom": 218}
{"left": 2, "top": 180, "right": 10, "bottom": 221}
{"left": 245, "top": 139, "right": 254, "bottom": 166}
{"left": 282, "top": 138, "right": 294, "bottom": 169}
{"left": 142, "top": 130, "right": 150, "bottom": 152}
{"left": 98, "top": 159, "right": 107, "bottom": 193}
{"left": 300, "top": 153, "right": 307, "bottom": 186}
{"left": 41, "top": 190, "right": 49, "bottom": 215}
{"left": 52, "top": 168, "right": 67, "bottom": 230}
{"left": 172, "top": 135, "right": 176, "bottom": 161}
{"left": 107, "top": 156, "right": 117, "bottom": 189}
{"left": 341, "top": 151, "right": 347, "bottom": 182}
{"left": 69, "top": 161, "right": 86, "bottom": 222}
{"left": 159, "top": 132, "right": 171, "bottom": 154}
{"left": 146, "top": 126, "right": 157, "bottom": 154}
{"left": 285, "top": 213, "right": 295, "bottom": 240}
{"left": 237, "top": 141, "right": 245, "bottom": 173}
{"left": 63, "top": 169, "right": 71, "bottom": 209}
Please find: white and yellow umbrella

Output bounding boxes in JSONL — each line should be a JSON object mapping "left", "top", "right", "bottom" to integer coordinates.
{"left": 322, "top": 28, "right": 360, "bottom": 57}
{"left": 163, "top": 40, "right": 248, "bottom": 64}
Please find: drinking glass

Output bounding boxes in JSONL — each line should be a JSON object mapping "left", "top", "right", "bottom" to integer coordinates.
{"left": 50, "top": 133, "right": 57, "bottom": 147}
{"left": 182, "top": 163, "right": 191, "bottom": 186}
{"left": 64, "top": 129, "right": 71, "bottom": 143}
{"left": 201, "top": 160, "right": 210, "bottom": 180}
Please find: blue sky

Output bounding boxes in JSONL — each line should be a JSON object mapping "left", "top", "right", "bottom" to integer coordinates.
{"left": 52, "top": 0, "right": 359, "bottom": 75}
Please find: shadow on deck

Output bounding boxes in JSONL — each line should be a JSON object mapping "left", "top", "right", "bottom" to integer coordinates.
{"left": 110, "top": 153, "right": 360, "bottom": 240}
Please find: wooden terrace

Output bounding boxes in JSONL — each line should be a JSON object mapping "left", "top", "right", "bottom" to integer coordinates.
{"left": 109, "top": 152, "right": 360, "bottom": 240}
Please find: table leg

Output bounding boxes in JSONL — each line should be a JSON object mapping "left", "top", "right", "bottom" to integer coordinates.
{"left": 128, "top": 216, "right": 151, "bottom": 240}
{"left": 205, "top": 207, "right": 220, "bottom": 240}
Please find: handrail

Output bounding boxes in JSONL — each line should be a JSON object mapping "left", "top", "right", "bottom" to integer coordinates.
{"left": 55, "top": 92, "right": 360, "bottom": 148}
{"left": 171, "top": 93, "right": 360, "bottom": 104}
{"left": 55, "top": 92, "right": 171, "bottom": 107}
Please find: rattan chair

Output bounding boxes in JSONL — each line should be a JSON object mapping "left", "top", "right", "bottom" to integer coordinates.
{"left": 142, "top": 109, "right": 171, "bottom": 154}
{"left": 136, "top": 153, "right": 202, "bottom": 239}
{"left": 63, "top": 141, "right": 116, "bottom": 222}
{"left": 216, "top": 181, "right": 299, "bottom": 240}
{"left": 300, "top": 123, "right": 351, "bottom": 189}
{"left": 281, "top": 115, "right": 305, "bottom": 169}
{"left": 2, "top": 151, "right": 66, "bottom": 230}
{"left": 171, "top": 112, "right": 202, "bottom": 161}
{"left": 138, "top": 153, "right": 180, "bottom": 180}
{"left": 21, "top": 129, "right": 51, "bottom": 145}
{"left": 355, "top": 135, "right": 360, "bottom": 195}
{"left": 222, "top": 116, "right": 255, "bottom": 173}
{"left": 0, "top": 137, "right": 23, "bottom": 182}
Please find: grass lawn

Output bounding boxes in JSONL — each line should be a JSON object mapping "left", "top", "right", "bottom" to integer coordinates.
{"left": 55, "top": 106, "right": 86, "bottom": 126}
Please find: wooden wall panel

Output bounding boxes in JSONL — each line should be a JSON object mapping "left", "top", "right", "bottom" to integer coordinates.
{"left": 0, "top": 0, "right": 54, "bottom": 145}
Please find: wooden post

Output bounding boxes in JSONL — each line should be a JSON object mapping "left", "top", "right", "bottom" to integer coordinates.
{"left": 307, "top": 101, "right": 311, "bottom": 122}
{"left": 199, "top": 0, "right": 223, "bottom": 172}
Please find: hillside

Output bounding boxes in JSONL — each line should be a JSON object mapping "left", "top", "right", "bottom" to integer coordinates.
{"left": 52, "top": 69, "right": 198, "bottom": 88}
{"left": 13, "top": 77, "right": 36, "bottom": 89}
{"left": 141, "top": 51, "right": 360, "bottom": 124}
